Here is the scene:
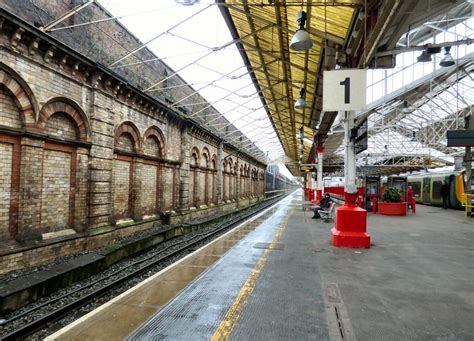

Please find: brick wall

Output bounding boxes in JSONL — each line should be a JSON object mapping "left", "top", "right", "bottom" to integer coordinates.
{"left": 116, "top": 133, "right": 134, "bottom": 153}
{"left": 112, "top": 158, "right": 131, "bottom": 220}
{"left": 41, "top": 149, "right": 71, "bottom": 232}
{"left": 44, "top": 113, "right": 79, "bottom": 140}
{"left": 0, "top": 142, "right": 12, "bottom": 240}
{"left": 144, "top": 136, "right": 161, "bottom": 158}
{"left": 161, "top": 165, "right": 175, "bottom": 211}
{"left": 0, "top": 85, "right": 21, "bottom": 129}
{"left": 140, "top": 163, "right": 158, "bottom": 215}
{"left": 0, "top": 7, "right": 266, "bottom": 273}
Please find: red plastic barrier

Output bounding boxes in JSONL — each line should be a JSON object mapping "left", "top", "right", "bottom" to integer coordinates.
{"left": 372, "top": 197, "right": 377, "bottom": 214}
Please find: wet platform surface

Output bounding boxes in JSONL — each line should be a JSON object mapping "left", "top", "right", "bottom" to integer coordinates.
{"left": 48, "top": 190, "right": 473, "bottom": 340}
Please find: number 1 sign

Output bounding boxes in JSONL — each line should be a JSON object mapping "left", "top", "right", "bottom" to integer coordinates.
{"left": 322, "top": 69, "right": 367, "bottom": 112}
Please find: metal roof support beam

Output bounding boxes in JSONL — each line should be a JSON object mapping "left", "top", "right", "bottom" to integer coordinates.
{"left": 218, "top": 0, "right": 287, "bottom": 155}
{"left": 360, "top": 0, "right": 401, "bottom": 68}
{"left": 109, "top": 4, "right": 213, "bottom": 67}
{"left": 40, "top": 0, "right": 95, "bottom": 32}
{"left": 239, "top": 40, "right": 318, "bottom": 78}
{"left": 188, "top": 81, "right": 256, "bottom": 119}
{"left": 275, "top": 1, "right": 299, "bottom": 160}
{"left": 172, "top": 58, "right": 279, "bottom": 108}
{"left": 144, "top": 22, "right": 275, "bottom": 91}
{"left": 239, "top": 2, "right": 291, "bottom": 147}
{"left": 171, "top": 63, "right": 248, "bottom": 107}
{"left": 220, "top": 3, "right": 344, "bottom": 46}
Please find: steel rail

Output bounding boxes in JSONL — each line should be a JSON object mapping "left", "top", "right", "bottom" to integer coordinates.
{"left": 0, "top": 194, "right": 290, "bottom": 341}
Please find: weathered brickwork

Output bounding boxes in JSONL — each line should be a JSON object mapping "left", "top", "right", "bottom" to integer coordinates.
{"left": 161, "top": 166, "right": 175, "bottom": 212}
{"left": 112, "top": 159, "right": 131, "bottom": 220}
{"left": 0, "top": 7, "right": 267, "bottom": 274}
{"left": 41, "top": 149, "right": 72, "bottom": 232}
{"left": 44, "top": 113, "right": 79, "bottom": 140}
{"left": 140, "top": 163, "right": 158, "bottom": 216}
{"left": 0, "top": 85, "right": 21, "bottom": 129}
{"left": 0, "top": 142, "right": 12, "bottom": 240}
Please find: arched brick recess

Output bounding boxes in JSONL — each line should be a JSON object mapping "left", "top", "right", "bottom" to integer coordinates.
{"left": 114, "top": 121, "right": 141, "bottom": 152}
{"left": 201, "top": 147, "right": 210, "bottom": 168}
{"left": 0, "top": 63, "right": 38, "bottom": 129}
{"left": 45, "top": 113, "right": 79, "bottom": 140}
{"left": 38, "top": 98, "right": 90, "bottom": 142}
{"left": 211, "top": 155, "right": 217, "bottom": 204}
{"left": 112, "top": 122, "right": 142, "bottom": 221}
{"left": 201, "top": 147, "right": 210, "bottom": 204}
{"left": 143, "top": 126, "right": 165, "bottom": 158}
{"left": 189, "top": 147, "right": 200, "bottom": 207}
{"left": 191, "top": 147, "right": 200, "bottom": 163}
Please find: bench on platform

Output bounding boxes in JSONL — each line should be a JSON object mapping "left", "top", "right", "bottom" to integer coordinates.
{"left": 319, "top": 202, "right": 336, "bottom": 222}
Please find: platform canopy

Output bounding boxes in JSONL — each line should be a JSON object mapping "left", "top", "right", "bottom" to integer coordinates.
{"left": 46, "top": 0, "right": 473, "bottom": 176}
{"left": 219, "top": 0, "right": 473, "bottom": 175}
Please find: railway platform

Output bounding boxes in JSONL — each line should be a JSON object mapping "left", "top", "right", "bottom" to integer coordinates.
{"left": 47, "top": 190, "right": 473, "bottom": 340}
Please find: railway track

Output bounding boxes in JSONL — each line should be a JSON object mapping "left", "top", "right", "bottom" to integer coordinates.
{"left": 0, "top": 194, "right": 288, "bottom": 340}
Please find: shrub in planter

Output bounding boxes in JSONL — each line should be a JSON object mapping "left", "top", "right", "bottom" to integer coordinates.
{"left": 382, "top": 187, "right": 402, "bottom": 203}
{"left": 379, "top": 187, "right": 407, "bottom": 216}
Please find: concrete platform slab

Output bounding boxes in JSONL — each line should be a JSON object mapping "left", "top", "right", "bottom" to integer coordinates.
{"left": 48, "top": 190, "right": 473, "bottom": 340}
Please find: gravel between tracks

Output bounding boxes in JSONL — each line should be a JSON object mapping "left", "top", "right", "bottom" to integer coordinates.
{"left": 0, "top": 198, "right": 280, "bottom": 340}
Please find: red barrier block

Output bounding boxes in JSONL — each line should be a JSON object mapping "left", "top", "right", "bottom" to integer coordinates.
{"left": 316, "top": 189, "right": 322, "bottom": 204}
{"left": 331, "top": 205, "right": 371, "bottom": 248}
{"left": 372, "top": 197, "right": 377, "bottom": 214}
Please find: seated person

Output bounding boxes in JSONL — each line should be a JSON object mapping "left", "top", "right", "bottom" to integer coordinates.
{"left": 312, "top": 193, "right": 332, "bottom": 219}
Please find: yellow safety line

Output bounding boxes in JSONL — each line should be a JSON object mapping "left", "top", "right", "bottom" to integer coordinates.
{"left": 211, "top": 208, "right": 294, "bottom": 341}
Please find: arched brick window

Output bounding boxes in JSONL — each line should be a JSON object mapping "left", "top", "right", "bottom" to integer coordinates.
{"left": 112, "top": 122, "right": 141, "bottom": 221}
{"left": 0, "top": 63, "right": 38, "bottom": 130}
{"left": 38, "top": 99, "right": 90, "bottom": 235}
{"left": 189, "top": 147, "right": 200, "bottom": 208}
{"left": 222, "top": 159, "right": 228, "bottom": 201}
{"left": 211, "top": 155, "right": 217, "bottom": 204}
{"left": 141, "top": 126, "right": 166, "bottom": 216}
{"left": 227, "top": 158, "right": 234, "bottom": 200}
{"left": 38, "top": 99, "right": 90, "bottom": 142}
{"left": 143, "top": 126, "right": 165, "bottom": 158}
{"left": 202, "top": 148, "right": 210, "bottom": 205}
{"left": 0, "top": 64, "right": 39, "bottom": 241}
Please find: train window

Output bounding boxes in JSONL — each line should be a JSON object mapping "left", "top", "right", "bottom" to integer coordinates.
{"left": 408, "top": 182, "right": 421, "bottom": 197}
{"left": 432, "top": 180, "right": 442, "bottom": 199}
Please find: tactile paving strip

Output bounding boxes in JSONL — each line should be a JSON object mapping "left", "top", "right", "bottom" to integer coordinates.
{"left": 128, "top": 197, "right": 295, "bottom": 340}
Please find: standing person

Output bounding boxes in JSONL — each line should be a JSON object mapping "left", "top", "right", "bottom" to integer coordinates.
{"left": 312, "top": 193, "right": 332, "bottom": 219}
{"left": 440, "top": 180, "right": 449, "bottom": 209}
{"left": 407, "top": 185, "right": 414, "bottom": 209}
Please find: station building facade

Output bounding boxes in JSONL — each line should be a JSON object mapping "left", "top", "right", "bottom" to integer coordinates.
{"left": 0, "top": 6, "right": 266, "bottom": 274}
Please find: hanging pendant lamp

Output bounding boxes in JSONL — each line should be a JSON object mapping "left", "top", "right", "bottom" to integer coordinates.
{"left": 295, "top": 88, "right": 308, "bottom": 109}
{"left": 439, "top": 46, "right": 455, "bottom": 67}
{"left": 290, "top": 11, "right": 313, "bottom": 51}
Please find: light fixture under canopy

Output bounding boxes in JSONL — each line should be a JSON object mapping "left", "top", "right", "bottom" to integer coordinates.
{"left": 290, "top": 11, "right": 313, "bottom": 51}
{"left": 294, "top": 88, "right": 308, "bottom": 109}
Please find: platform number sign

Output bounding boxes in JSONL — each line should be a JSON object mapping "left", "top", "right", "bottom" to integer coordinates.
{"left": 323, "top": 69, "right": 367, "bottom": 111}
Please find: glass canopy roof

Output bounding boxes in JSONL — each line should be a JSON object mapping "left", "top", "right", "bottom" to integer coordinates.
{"left": 95, "top": 0, "right": 472, "bottom": 176}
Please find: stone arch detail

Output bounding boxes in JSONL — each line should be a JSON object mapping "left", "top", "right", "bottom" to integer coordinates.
{"left": 38, "top": 98, "right": 90, "bottom": 142}
{"left": 191, "top": 147, "right": 200, "bottom": 166}
{"left": 227, "top": 158, "right": 234, "bottom": 173}
{"left": 143, "top": 126, "right": 165, "bottom": 158}
{"left": 0, "top": 62, "right": 39, "bottom": 129}
{"left": 201, "top": 147, "right": 210, "bottom": 167}
{"left": 115, "top": 121, "right": 141, "bottom": 152}
{"left": 211, "top": 155, "right": 217, "bottom": 170}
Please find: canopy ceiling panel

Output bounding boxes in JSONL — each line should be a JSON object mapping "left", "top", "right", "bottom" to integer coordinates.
{"left": 220, "top": 1, "right": 356, "bottom": 174}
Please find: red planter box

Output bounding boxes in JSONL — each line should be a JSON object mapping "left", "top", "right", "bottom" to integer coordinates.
{"left": 378, "top": 202, "right": 407, "bottom": 216}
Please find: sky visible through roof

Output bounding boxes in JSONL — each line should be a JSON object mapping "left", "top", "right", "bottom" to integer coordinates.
{"left": 98, "top": 0, "right": 292, "bottom": 176}
{"left": 98, "top": 1, "right": 472, "bottom": 178}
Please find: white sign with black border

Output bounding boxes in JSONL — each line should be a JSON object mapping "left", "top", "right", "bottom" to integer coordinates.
{"left": 323, "top": 69, "right": 367, "bottom": 111}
